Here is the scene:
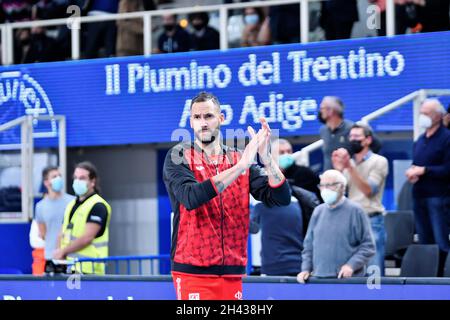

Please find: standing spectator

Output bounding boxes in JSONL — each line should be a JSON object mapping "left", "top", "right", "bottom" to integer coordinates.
{"left": 318, "top": 96, "right": 354, "bottom": 171}
{"left": 273, "top": 138, "right": 320, "bottom": 200}
{"left": 16, "top": 27, "right": 62, "bottom": 63}
{"left": 241, "top": 7, "right": 271, "bottom": 47}
{"left": 297, "top": 170, "right": 375, "bottom": 282}
{"left": 188, "top": 12, "right": 220, "bottom": 51}
{"left": 268, "top": 4, "right": 300, "bottom": 44}
{"left": 116, "top": 0, "right": 155, "bottom": 57}
{"left": 320, "top": 0, "right": 359, "bottom": 40}
{"left": 83, "top": 0, "right": 120, "bottom": 59}
{"left": 443, "top": 104, "right": 450, "bottom": 129}
{"left": 54, "top": 161, "right": 112, "bottom": 275}
{"left": 156, "top": 14, "right": 190, "bottom": 54}
{"left": 250, "top": 188, "right": 310, "bottom": 276}
{"left": 35, "top": 166, "right": 74, "bottom": 272}
{"left": 405, "top": 98, "right": 450, "bottom": 276}
{"left": 332, "top": 123, "right": 389, "bottom": 275}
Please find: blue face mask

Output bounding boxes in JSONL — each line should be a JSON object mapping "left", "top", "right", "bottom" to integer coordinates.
{"left": 73, "top": 179, "right": 88, "bottom": 196}
{"left": 244, "top": 14, "right": 259, "bottom": 25}
{"left": 50, "top": 176, "right": 63, "bottom": 193}
{"left": 321, "top": 188, "right": 339, "bottom": 206}
{"left": 278, "top": 154, "right": 294, "bottom": 169}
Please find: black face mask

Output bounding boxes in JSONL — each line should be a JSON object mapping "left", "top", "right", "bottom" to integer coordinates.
{"left": 163, "top": 24, "right": 176, "bottom": 32}
{"left": 318, "top": 110, "right": 326, "bottom": 124}
{"left": 349, "top": 140, "right": 364, "bottom": 155}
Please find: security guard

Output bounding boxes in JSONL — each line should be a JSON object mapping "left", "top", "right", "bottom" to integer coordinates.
{"left": 53, "top": 161, "right": 111, "bottom": 274}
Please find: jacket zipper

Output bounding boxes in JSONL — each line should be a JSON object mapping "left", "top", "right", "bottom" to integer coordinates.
{"left": 213, "top": 161, "right": 225, "bottom": 266}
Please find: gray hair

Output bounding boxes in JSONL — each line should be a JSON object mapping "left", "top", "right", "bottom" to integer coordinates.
{"left": 322, "top": 96, "right": 344, "bottom": 117}
{"left": 320, "top": 169, "right": 348, "bottom": 189}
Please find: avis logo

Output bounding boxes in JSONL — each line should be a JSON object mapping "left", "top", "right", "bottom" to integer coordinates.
{"left": 0, "top": 71, "right": 56, "bottom": 139}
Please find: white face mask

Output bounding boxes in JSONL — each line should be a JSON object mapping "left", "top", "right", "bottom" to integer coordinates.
{"left": 419, "top": 114, "right": 433, "bottom": 129}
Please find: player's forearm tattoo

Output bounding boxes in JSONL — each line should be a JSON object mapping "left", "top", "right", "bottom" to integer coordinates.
{"left": 215, "top": 181, "right": 225, "bottom": 193}
{"left": 267, "top": 161, "right": 283, "bottom": 184}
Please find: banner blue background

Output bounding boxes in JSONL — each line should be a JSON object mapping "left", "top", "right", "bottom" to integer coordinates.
{"left": 1, "top": 32, "right": 449, "bottom": 147}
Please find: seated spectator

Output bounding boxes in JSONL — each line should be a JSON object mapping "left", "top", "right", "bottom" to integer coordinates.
{"left": 273, "top": 139, "right": 321, "bottom": 201}
{"left": 116, "top": 0, "right": 156, "bottom": 56}
{"left": 241, "top": 7, "right": 271, "bottom": 47}
{"left": 320, "top": 0, "right": 358, "bottom": 40}
{"left": 84, "top": 0, "right": 120, "bottom": 59}
{"left": 332, "top": 123, "right": 389, "bottom": 275}
{"left": 188, "top": 11, "right": 219, "bottom": 51}
{"left": 297, "top": 170, "right": 375, "bottom": 282}
{"left": 155, "top": 14, "right": 190, "bottom": 54}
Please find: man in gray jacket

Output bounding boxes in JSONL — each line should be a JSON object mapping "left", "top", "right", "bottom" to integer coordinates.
{"left": 297, "top": 170, "right": 375, "bottom": 282}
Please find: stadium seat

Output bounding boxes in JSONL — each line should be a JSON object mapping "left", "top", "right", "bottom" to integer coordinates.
{"left": 385, "top": 211, "right": 415, "bottom": 263}
{"left": 400, "top": 244, "right": 439, "bottom": 277}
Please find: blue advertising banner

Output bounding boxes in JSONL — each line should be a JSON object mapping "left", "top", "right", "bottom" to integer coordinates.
{"left": 1, "top": 32, "right": 449, "bottom": 147}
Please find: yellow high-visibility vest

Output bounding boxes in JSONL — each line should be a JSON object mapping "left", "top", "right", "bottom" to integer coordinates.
{"left": 61, "top": 194, "right": 111, "bottom": 274}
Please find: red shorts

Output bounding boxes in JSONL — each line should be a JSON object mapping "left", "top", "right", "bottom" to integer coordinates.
{"left": 172, "top": 272, "right": 243, "bottom": 300}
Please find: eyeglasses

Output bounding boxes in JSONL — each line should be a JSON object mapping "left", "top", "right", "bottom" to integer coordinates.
{"left": 317, "top": 182, "right": 342, "bottom": 189}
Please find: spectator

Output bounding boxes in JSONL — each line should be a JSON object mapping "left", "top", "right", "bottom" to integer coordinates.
{"left": 332, "top": 123, "right": 389, "bottom": 275}
{"left": 53, "top": 161, "right": 112, "bottom": 274}
{"left": 116, "top": 0, "right": 155, "bottom": 57}
{"left": 250, "top": 188, "right": 307, "bottom": 276}
{"left": 188, "top": 11, "right": 220, "bottom": 51}
{"left": 368, "top": 0, "right": 424, "bottom": 36}
{"left": 417, "top": 0, "right": 449, "bottom": 32}
{"left": 155, "top": 14, "right": 190, "bottom": 54}
{"left": 273, "top": 138, "right": 321, "bottom": 200}
{"left": 319, "top": 96, "right": 382, "bottom": 171}
{"left": 268, "top": 4, "right": 300, "bottom": 44}
{"left": 405, "top": 98, "right": 450, "bottom": 276}
{"left": 241, "top": 7, "right": 271, "bottom": 47}
{"left": 297, "top": 170, "right": 375, "bottom": 282}
{"left": 35, "top": 166, "right": 74, "bottom": 273}
{"left": 320, "top": 0, "right": 359, "bottom": 40}
{"left": 83, "top": 0, "right": 120, "bottom": 59}
{"left": 0, "top": 0, "right": 37, "bottom": 23}
{"left": 16, "top": 27, "right": 62, "bottom": 63}
{"left": 444, "top": 104, "right": 450, "bottom": 129}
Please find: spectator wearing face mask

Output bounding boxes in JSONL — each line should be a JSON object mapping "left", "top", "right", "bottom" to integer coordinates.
{"left": 297, "top": 170, "right": 375, "bottom": 283}
{"left": 332, "top": 123, "right": 389, "bottom": 275}
{"left": 273, "top": 139, "right": 321, "bottom": 200}
{"left": 156, "top": 14, "right": 190, "bottom": 54}
{"left": 405, "top": 98, "right": 450, "bottom": 276}
{"left": 241, "top": 7, "right": 271, "bottom": 47}
{"left": 188, "top": 11, "right": 220, "bottom": 51}
{"left": 35, "top": 166, "right": 74, "bottom": 273}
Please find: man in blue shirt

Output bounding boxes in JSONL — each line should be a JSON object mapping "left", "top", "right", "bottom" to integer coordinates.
{"left": 406, "top": 98, "right": 450, "bottom": 276}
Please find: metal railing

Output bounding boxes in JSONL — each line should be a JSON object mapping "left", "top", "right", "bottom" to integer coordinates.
{"left": 0, "top": 115, "right": 66, "bottom": 222}
{"left": 293, "top": 89, "right": 450, "bottom": 167}
{"left": 0, "top": 0, "right": 397, "bottom": 65}
{"left": 73, "top": 254, "right": 171, "bottom": 275}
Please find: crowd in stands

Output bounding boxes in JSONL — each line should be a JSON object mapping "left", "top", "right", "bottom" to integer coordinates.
{"left": 0, "top": 0, "right": 449, "bottom": 64}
